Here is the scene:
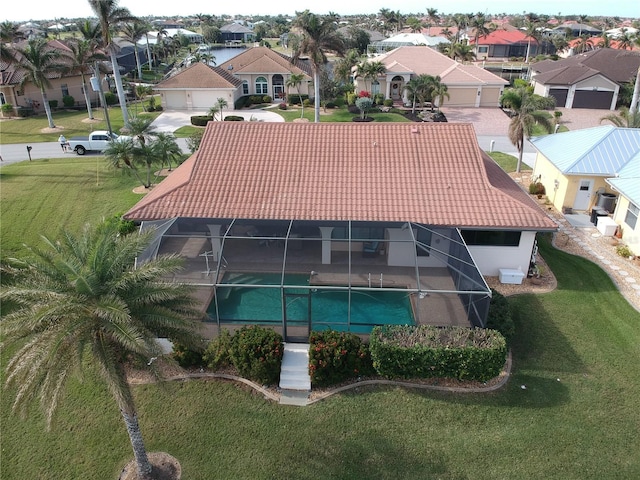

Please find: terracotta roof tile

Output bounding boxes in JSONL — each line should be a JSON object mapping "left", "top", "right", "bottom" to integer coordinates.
{"left": 125, "top": 123, "right": 556, "bottom": 231}
{"left": 218, "top": 46, "right": 311, "bottom": 76}
{"left": 154, "top": 62, "right": 243, "bottom": 89}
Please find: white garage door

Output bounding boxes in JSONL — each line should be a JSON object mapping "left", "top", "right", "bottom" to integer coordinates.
{"left": 191, "top": 91, "right": 218, "bottom": 109}
{"left": 165, "top": 91, "right": 187, "bottom": 110}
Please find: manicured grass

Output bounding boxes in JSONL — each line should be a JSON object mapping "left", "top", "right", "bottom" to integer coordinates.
{"left": 487, "top": 151, "right": 520, "bottom": 172}
{"left": 173, "top": 125, "right": 204, "bottom": 138}
{"left": 270, "top": 105, "right": 411, "bottom": 123}
{"left": 0, "top": 107, "right": 161, "bottom": 144}
{"left": 0, "top": 158, "right": 141, "bottom": 256}
{"left": 2, "top": 163, "right": 640, "bottom": 479}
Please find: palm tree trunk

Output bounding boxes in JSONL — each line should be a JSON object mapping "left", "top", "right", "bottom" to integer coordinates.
{"left": 109, "top": 49, "right": 130, "bottom": 129}
{"left": 516, "top": 134, "right": 524, "bottom": 173}
{"left": 134, "top": 46, "right": 143, "bottom": 80}
{"left": 145, "top": 34, "right": 152, "bottom": 69}
{"left": 40, "top": 89, "right": 55, "bottom": 128}
{"left": 630, "top": 65, "right": 640, "bottom": 115}
{"left": 80, "top": 73, "right": 94, "bottom": 120}
{"left": 313, "top": 69, "right": 320, "bottom": 123}
{"left": 121, "top": 408, "right": 153, "bottom": 480}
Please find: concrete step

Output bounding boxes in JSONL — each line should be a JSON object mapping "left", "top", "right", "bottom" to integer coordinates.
{"left": 279, "top": 343, "right": 311, "bottom": 392}
{"left": 279, "top": 389, "right": 310, "bottom": 406}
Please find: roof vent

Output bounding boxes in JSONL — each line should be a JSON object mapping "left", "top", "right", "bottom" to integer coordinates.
{"left": 411, "top": 127, "right": 419, "bottom": 134}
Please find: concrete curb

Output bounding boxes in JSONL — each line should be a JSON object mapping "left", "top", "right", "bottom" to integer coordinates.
{"left": 129, "top": 350, "right": 512, "bottom": 406}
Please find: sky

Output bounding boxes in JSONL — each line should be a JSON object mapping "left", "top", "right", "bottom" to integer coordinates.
{"left": 2, "top": 0, "right": 638, "bottom": 24}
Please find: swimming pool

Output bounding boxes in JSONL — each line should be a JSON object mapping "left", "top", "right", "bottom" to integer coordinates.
{"left": 207, "top": 273, "right": 415, "bottom": 334}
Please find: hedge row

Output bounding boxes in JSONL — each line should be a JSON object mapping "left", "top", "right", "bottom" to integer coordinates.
{"left": 191, "top": 115, "right": 213, "bottom": 126}
{"left": 369, "top": 325, "right": 507, "bottom": 382}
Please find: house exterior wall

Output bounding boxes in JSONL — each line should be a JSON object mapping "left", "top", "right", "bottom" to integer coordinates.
{"left": 612, "top": 195, "right": 640, "bottom": 256}
{"left": 159, "top": 88, "right": 238, "bottom": 111}
{"left": 467, "top": 231, "right": 537, "bottom": 276}
{"left": 234, "top": 73, "right": 311, "bottom": 98}
{"left": 7, "top": 74, "right": 96, "bottom": 113}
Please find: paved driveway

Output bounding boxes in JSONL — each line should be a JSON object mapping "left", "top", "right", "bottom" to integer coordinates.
{"left": 150, "top": 108, "right": 284, "bottom": 133}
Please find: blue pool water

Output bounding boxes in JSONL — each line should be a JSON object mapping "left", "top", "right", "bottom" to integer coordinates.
{"left": 207, "top": 273, "right": 414, "bottom": 333}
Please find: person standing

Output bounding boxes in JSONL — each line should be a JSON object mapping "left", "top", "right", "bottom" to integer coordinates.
{"left": 58, "top": 134, "right": 67, "bottom": 152}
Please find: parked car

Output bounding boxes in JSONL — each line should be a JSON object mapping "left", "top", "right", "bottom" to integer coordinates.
{"left": 68, "top": 131, "right": 131, "bottom": 155}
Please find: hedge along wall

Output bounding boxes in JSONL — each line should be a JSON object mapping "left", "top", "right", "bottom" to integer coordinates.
{"left": 369, "top": 325, "right": 507, "bottom": 382}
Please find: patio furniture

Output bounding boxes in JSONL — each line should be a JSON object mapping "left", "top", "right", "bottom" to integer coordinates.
{"left": 362, "top": 241, "right": 380, "bottom": 257}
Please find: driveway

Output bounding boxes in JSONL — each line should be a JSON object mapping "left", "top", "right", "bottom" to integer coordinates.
{"left": 150, "top": 108, "right": 284, "bottom": 133}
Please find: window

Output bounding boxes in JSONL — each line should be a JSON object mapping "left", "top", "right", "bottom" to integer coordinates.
{"left": 0, "top": 92, "right": 5, "bottom": 105}
{"left": 478, "top": 46, "right": 488, "bottom": 53}
{"left": 625, "top": 203, "right": 639, "bottom": 230}
{"left": 332, "top": 227, "right": 384, "bottom": 240}
{"left": 255, "top": 76, "right": 268, "bottom": 95}
{"left": 415, "top": 227, "right": 432, "bottom": 257}
{"left": 372, "top": 80, "right": 380, "bottom": 95}
{"left": 461, "top": 230, "right": 521, "bottom": 246}
{"left": 242, "top": 81, "right": 249, "bottom": 95}
{"left": 61, "top": 84, "right": 69, "bottom": 97}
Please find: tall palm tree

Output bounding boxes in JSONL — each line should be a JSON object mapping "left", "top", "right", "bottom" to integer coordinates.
{"left": 500, "top": 86, "right": 555, "bottom": 172}
{"left": 292, "top": 10, "right": 346, "bottom": 123}
{"left": 470, "top": 12, "right": 492, "bottom": 55}
{"left": 356, "top": 60, "right": 386, "bottom": 93}
{"left": 286, "top": 72, "right": 305, "bottom": 118}
{"left": 67, "top": 38, "right": 107, "bottom": 120}
{"left": 426, "top": 8, "right": 440, "bottom": 36}
{"left": 431, "top": 77, "right": 449, "bottom": 111}
{"left": 14, "top": 38, "right": 69, "bottom": 128}
{"left": 332, "top": 48, "right": 360, "bottom": 84}
{"left": 127, "top": 115, "right": 157, "bottom": 145}
{"left": 89, "top": 0, "right": 137, "bottom": 129}
{"left": 121, "top": 21, "right": 147, "bottom": 79}
{"left": 403, "top": 77, "right": 423, "bottom": 114}
{"left": 153, "top": 132, "right": 182, "bottom": 171}
{"left": 215, "top": 97, "right": 228, "bottom": 121}
{"left": 600, "top": 107, "right": 640, "bottom": 128}
{"left": 2, "top": 221, "right": 201, "bottom": 480}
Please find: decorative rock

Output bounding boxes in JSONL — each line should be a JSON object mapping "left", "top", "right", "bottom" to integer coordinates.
{"left": 625, "top": 277, "right": 636, "bottom": 283}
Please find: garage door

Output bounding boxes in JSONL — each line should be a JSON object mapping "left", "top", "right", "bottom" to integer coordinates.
{"left": 191, "top": 91, "right": 218, "bottom": 109}
{"left": 549, "top": 88, "right": 568, "bottom": 108}
{"left": 164, "top": 91, "right": 187, "bottom": 110}
{"left": 572, "top": 90, "right": 614, "bottom": 109}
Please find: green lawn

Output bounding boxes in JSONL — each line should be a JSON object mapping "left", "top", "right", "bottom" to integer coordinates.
{"left": 0, "top": 107, "right": 161, "bottom": 144}
{"left": 487, "top": 151, "right": 521, "bottom": 172}
{"left": 268, "top": 105, "right": 412, "bottom": 123}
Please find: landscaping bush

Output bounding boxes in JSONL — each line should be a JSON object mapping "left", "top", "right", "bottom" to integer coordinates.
{"left": 1, "top": 103, "right": 13, "bottom": 116}
{"left": 104, "top": 92, "right": 117, "bottom": 105}
{"left": 369, "top": 325, "right": 507, "bottom": 382}
{"left": 186, "top": 130, "right": 204, "bottom": 153}
{"left": 324, "top": 101, "right": 336, "bottom": 109}
{"left": 303, "top": 99, "right": 312, "bottom": 107}
{"left": 278, "top": 102, "right": 287, "bottom": 110}
{"left": 191, "top": 115, "right": 213, "bottom": 126}
{"left": 250, "top": 95, "right": 264, "bottom": 104}
{"left": 62, "top": 95, "right": 75, "bottom": 107}
{"left": 48, "top": 99, "right": 58, "bottom": 109}
{"left": 262, "top": 95, "right": 272, "bottom": 103}
{"left": 529, "top": 182, "right": 546, "bottom": 196}
{"left": 373, "top": 93, "right": 385, "bottom": 105}
{"left": 203, "top": 329, "right": 233, "bottom": 369}
{"left": 235, "top": 95, "right": 252, "bottom": 109}
{"left": 99, "top": 212, "right": 137, "bottom": 236}
{"left": 288, "top": 94, "right": 309, "bottom": 105}
{"left": 308, "top": 330, "right": 374, "bottom": 387}
{"left": 383, "top": 99, "right": 394, "bottom": 107}
{"left": 346, "top": 93, "right": 356, "bottom": 105}
{"left": 230, "top": 325, "right": 284, "bottom": 384}
{"left": 172, "top": 342, "right": 205, "bottom": 368}
{"left": 224, "top": 115, "right": 244, "bottom": 121}
{"left": 348, "top": 105, "right": 360, "bottom": 114}
{"left": 486, "top": 289, "right": 515, "bottom": 345}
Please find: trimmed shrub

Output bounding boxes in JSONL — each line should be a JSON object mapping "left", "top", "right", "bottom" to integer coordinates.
{"left": 186, "top": 129, "right": 204, "bottom": 153}
{"left": 370, "top": 325, "right": 507, "bottom": 382}
{"left": 155, "top": 105, "right": 163, "bottom": 111}
{"left": 303, "top": 99, "right": 312, "bottom": 107}
{"left": 48, "top": 99, "right": 58, "bottom": 109}
{"left": 250, "top": 95, "right": 263, "bottom": 104}
{"left": 203, "top": 329, "right": 233, "bottom": 369}
{"left": 346, "top": 93, "right": 357, "bottom": 105}
{"left": 172, "top": 342, "right": 205, "bottom": 368}
{"left": 373, "top": 93, "right": 385, "bottom": 105}
{"left": 62, "top": 95, "right": 75, "bottom": 107}
{"left": 230, "top": 325, "right": 283, "bottom": 384}
{"left": 104, "top": 92, "right": 117, "bottom": 105}
{"left": 288, "top": 94, "right": 309, "bottom": 105}
{"left": 324, "top": 101, "right": 336, "bottom": 109}
{"left": 383, "top": 99, "right": 394, "bottom": 107}
{"left": 278, "top": 102, "right": 287, "bottom": 110}
{"left": 348, "top": 104, "right": 359, "bottom": 114}
{"left": 223, "top": 115, "right": 244, "bottom": 121}
{"left": 486, "top": 289, "right": 515, "bottom": 345}
{"left": 529, "top": 182, "right": 546, "bottom": 196}
{"left": 262, "top": 95, "right": 272, "bottom": 103}
{"left": 1, "top": 103, "right": 13, "bottom": 116}
{"left": 99, "top": 212, "right": 136, "bottom": 236}
{"left": 235, "top": 95, "right": 252, "bottom": 109}
{"left": 191, "top": 115, "right": 213, "bottom": 126}
{"left": 309, "top": 330, "right": 374, "bottom": 387}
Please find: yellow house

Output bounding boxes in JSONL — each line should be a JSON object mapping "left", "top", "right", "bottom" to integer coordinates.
{"left": 607, "top": 160, "right": 640, "bottom": 256}
{"left": 531, "top": 126, "right": 640, "bottom": 214}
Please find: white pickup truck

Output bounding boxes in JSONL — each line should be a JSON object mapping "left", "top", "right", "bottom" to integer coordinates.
{"left": 68, "top": 131, "right": 130, "bottom": 155}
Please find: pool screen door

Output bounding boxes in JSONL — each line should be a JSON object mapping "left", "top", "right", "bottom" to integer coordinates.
{"left": 283, "top": 289, "right": 311, "bottom": 342}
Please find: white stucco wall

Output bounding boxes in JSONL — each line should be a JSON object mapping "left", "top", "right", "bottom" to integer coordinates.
{"left": 467, "top": 231, "right": 538, "bottom": 277}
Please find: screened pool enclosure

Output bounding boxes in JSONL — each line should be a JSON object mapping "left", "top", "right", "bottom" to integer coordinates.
{"left": 136, "top": 218, "right": 492, "bottom": 341}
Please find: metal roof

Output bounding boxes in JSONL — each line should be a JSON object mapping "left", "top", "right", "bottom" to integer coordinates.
{"left": 606, "top": 151, "right": 640, "bottom": 206}
{"left": 530, "top": 126, "right": 640, "bottom": 176}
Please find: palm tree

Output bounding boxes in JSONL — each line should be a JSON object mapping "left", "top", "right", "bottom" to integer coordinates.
{"left": 2, "top": 221, "right": 201, "bottom": 480}
{"left": 89, "top": 0, "right": 138, "bottom": 129}
{"left": 214, "top": 97, "right": 228, "bottom": 121}
{"left": 356, "top": 60, "right": 386, "bottom": 93}
{"left": 104, "top": 137, "right": 146, "bottom": 186}
{"left": 403, "top": 77, "right": 423, "bottom": 114}
{"left": 121, "top": 21, "right": 147, "bottom": 79}
{"left": 470, "top": 13, "right": 492, "bottom": 55}
{"left": 292, "top": 10, "right": 346, "bottom": 123}
{"left": 67, "top": 38, "right": 107, "bottom": 120}
{"left": 426, "top": 8, "right": 440, "bottom": 36}
{"left": 600, "top": 107, "right": 640, "bottom": 128}
{"left": 332, "top": 48, "right": 360, "bottom": 84}
{"left": 500, "top": 86, "right": 555, "bottom": 172}
{"left": 14, "top": 38, "right": 69, "bottom": 128}
{"left": 127, "top": 115, "right": 157, "bottom": 145}
{"left": 431, "top": 77, "right": 449, "bottom": 111}
{"left": 286, "top": 73, "right": 305, "bottom": 118}
{"left": 406, "top": 17, "right": 424, "bottom": 34}
{"left": 153, "top": 132, "right": 182, "bottom": 171}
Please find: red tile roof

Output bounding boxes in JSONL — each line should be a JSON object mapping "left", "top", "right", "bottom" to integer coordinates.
{"left": 154, "top": 62, "right": 243, "bottom": 89}
{"left": 218, "top": 46, "right": 312, "bottom": 77}
{"left": 124, "top": 122, "right": 556, "bottom": 231}
{"left": 472, "top": 30, "right": 537, "bottom": 46}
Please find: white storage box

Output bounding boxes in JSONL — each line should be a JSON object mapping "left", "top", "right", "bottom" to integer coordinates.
{"left": 596, "top": 216, "right": 618, "bottom": 236}
{"left": 499, "top": 268, "right": 525, "bottom": 285}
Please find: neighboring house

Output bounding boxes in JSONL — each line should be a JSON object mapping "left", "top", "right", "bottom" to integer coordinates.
{"left": 146, "top": 28, "right": 203, "bottom": 44}
{"left": 154, "top": 62, "right": 243, "bottom": 110}
{"left": 217, "top": 46, "right": 312, "bottom": 101}
{"left": 469, "top": 30, "right": 540, "bottom": 61}
{"left": 549, "top": 23, "right": 602, "bottom": 38}
{"left": 0, "top": 39, "right": 96, "bottom": 114}
{"left": 220, "top": 23, "right": 254, "bottom": 44}
{"left": 530, "top": 126, "right": 640, "bottom": 217}
{"left": 355, "top": 46, "right": 508, "bottom": 107}
{"left": 113, "top": 38, "right": 149, "bottom": 75}
{"left": 368, "top": 33, "right": 449, "bottom": 54}
{"left": 124, "top": 122, "right": 556, "bottom": 339}
{"left": 607, "top": 155, "right": 640, "bottom": 256}
{"left": 530, "top": 48, "right": 640, "bottom": 109}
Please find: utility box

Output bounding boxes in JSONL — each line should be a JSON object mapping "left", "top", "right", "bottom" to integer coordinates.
{"left": 499, "top": 268, "right": 525, "bottom": 285}
{"left": 597, "top": 216, "right": 618, "bottom": 236}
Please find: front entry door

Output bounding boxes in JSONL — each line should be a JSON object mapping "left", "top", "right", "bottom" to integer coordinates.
{"left": 573, "top": 179, "right": 594, "bottom": 211}
{"left": 391, "top": 82, "right": 401, "bottom": 100}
